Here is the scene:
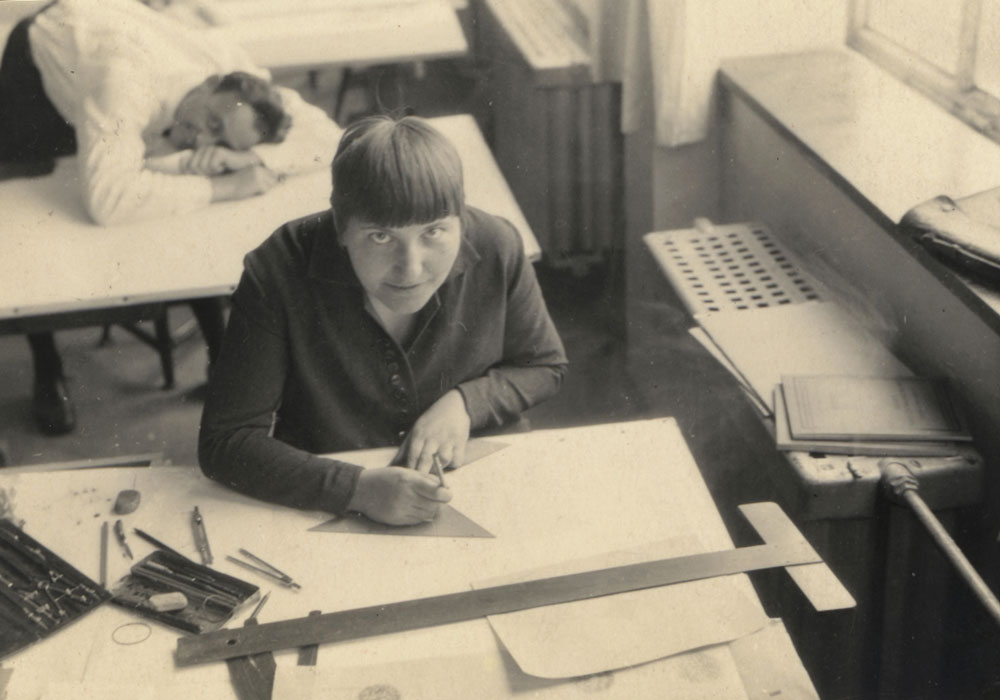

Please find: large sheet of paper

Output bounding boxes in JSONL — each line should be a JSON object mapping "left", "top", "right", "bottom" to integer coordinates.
{"left": 272, "top": 619, "right": 818, "bottom": 700}
{"left": 272, "top": 647, "right": 751, "bottom": 700}
{"left": 698, "top": 301, "right": 911, "bottom": 411}
{"left": 471, "top": 538, "right": 769, "bottom": 679}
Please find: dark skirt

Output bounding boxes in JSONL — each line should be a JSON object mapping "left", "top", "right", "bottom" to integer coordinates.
{"left": 0, "top": 10, "right": 77, "bottom": 167}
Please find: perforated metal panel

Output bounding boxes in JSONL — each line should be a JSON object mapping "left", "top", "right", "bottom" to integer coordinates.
{"left": 644, "top": 222, "right": 825, "bottom": 316}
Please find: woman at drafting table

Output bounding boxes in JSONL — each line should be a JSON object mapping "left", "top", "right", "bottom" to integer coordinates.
{"left": 199, "top": 116, "right": 568, "bottom": 525}
{"left": 0, "top": 0, "right": 342, "bottom": 435}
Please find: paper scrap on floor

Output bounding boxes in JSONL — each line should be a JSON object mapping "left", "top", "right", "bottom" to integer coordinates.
{"left": 470, "top": 536, "right": 769, "bottom": 679}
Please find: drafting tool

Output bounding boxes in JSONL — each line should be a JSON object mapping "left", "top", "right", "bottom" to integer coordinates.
{"left": 177, "top": 502, "right": 854, "bottom": 665}
{"left": 226, "top": 592, "right": 275, "bottom": 700}
{"left": 311, "top": 505, "right": 494, "bottom": 538}
{"left": 113, "top": 520, "right": 133, "bottom": 560}
{"left": 99, "top": 522, "right": 109, "bottom": 587}
{"left": 191, "top": 506, "right": 213, "bottom": 565}
{"left": 0, "top": 519, "right": 110, "bottom": 659}
{"left": 431, "top": 455, "right": 447, "bottom": 487}
{"left": 110, "top": 550, "right": 258, "bottom": 634}
{"left": 226, "top": 549, "right": 300, "bottom": 590}
{"left": 297, "top": 610, "right": 322, "bottom": 666}
{"left": 133, "top": 528, "right": 188, "bottom": 560}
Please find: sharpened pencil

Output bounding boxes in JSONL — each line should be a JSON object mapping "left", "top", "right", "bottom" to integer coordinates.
{"left": 431, "top": 455, "right": 447, "bottom": 488}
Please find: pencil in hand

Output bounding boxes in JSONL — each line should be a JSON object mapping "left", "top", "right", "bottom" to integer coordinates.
{"left": 431, "top": 455, "right": 447, "bottom": 488}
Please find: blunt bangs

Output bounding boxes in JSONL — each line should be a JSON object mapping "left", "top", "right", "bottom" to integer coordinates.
{"left": 331, "top": 116, "right": 465, "bottom": 228}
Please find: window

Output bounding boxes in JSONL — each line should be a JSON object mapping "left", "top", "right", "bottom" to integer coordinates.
{"left": 849, "top": 0, "right": 1000, "bottom": 143}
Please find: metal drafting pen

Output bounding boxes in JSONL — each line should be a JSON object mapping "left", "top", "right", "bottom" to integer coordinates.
{"left": 113, "top": 519, "right": 133, "bottom": 560}
{"left": 133, "top": 528, "right": 188, "bottom": 560}
{"left": 249, "top": 592, "right": 270, "bottom": 621}
{"left": 226, "top": 552, "right": 301, "bottom": 590}
{"left": 99, "top": 522, "right": 109, "bottom": 586}
{"left": 191, "top": 506, "right": 213, "bottom": 565}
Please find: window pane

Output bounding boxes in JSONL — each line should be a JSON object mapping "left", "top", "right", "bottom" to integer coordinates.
{"left": 976, "top": 0, "right": 1000, "bottom": 95}
{"left": 867, "top": 0, "right": 964, "bottom": 74}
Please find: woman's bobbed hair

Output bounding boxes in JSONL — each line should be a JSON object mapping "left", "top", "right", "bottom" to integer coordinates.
{"left": 330, "top": 115, "right": 465, "bottom": 230}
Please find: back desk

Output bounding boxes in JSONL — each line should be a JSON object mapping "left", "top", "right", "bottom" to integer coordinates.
{"left": 0, "top": 114, "right": 539, "bottom": 329}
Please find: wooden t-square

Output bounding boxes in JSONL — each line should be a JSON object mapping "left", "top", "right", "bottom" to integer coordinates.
{"left": 175, "top": 501, "right": 855, "bottom": 666}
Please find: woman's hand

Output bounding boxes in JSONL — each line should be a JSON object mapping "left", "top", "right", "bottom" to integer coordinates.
{"left": 184, "top": 146, "right": 263, "bottom": 176}
{"left": 347, "top": 467, "right": 451, "bottom": 525}
{"left": 403, "top": 390, "right": 471, "bottom": 473}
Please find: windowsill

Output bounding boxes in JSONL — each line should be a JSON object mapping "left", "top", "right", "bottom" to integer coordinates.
{"left": 718, "top": 48, "right": 1000, "bottom": 328}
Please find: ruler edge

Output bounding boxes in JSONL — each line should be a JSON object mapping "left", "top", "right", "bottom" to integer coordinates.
{"left": 177, "top": 528, "right": 826, "bottom": 664}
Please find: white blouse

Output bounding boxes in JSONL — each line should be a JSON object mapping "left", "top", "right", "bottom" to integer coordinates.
{"left": 29, "top": 0, "right": 341, "bottom": 225}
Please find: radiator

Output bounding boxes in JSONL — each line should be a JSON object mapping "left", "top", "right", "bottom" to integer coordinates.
{"left": 476, "top": 0, "right": 623, "bottom": 261}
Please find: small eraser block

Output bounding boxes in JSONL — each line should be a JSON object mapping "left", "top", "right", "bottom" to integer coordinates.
{"left": 113, "top": 489, "right": 141, "bottom": 515}
{"left": 148, "top": 592, "right": 188, "bottom": 612}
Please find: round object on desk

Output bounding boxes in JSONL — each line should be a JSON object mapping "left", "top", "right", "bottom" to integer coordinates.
{"left": 113, "top": 489, "right": 141, "bottom": 515}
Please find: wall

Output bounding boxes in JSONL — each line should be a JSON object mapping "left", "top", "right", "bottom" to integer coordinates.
{"left": 624, "top": 1, "right": 849, "bottom": 353}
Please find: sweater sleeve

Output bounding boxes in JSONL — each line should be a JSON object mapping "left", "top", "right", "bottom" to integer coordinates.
{"left": 72, "top": 63, "right": 216, "bottom": 226}
{"left": 251, "top": 87, "right": 343, "bottom": 176}
{"left": 198, "top": 251, "right": 362, "bottom": 514}
{"left": 456, "top": 219, "right": 568, "bottom": 430}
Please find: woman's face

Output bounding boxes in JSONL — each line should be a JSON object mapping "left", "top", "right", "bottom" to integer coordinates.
{"left": 168, "top": 80, "right": 261, "bottom": 151}
{"left": 340, "top": 216, "right": 462, "bottom": 314}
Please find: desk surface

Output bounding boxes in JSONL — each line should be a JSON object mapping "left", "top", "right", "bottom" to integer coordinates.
{"left": 0, "top": 1, "right": 467, "bottom": 75}
{"left": 0, "top": 419, "right": 817, "bottom": 699}
{"left": 0, "top": 113, "right": 539, "bottom": 321}
{"left": 207, "top": 0, "right": 467, "bottom": 71}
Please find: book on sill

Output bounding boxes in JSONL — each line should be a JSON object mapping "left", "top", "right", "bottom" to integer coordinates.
{"left": 772, "top": 387, "right": 966, "bottom": 457}
{"left": 780, "top": 375, "right": 972, "bottom": 443}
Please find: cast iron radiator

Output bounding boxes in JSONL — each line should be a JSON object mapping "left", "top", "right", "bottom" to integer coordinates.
{"left": 476, "top": 0, "right": 623, "bottom": 262}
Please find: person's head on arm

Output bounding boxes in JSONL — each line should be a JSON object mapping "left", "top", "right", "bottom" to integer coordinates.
{"left": 166, "top": 71, "right": 290, "bottom": 152}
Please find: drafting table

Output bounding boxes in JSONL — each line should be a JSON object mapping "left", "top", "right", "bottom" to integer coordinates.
{"left": 0, "top": 1, "right": 467, "bottom": 75}
{"left": 205, "top": 0, "right": 468, "bottom": 72}
{"left": 0, "top": 114, "right": 539, "bottom": 330}
{"left": 0, "top": 419, "right": 819, "bottom": 698}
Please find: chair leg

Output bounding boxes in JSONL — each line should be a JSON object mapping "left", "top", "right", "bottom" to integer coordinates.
{"left": 154, "top": 312, "right": 175, "bottom": 390}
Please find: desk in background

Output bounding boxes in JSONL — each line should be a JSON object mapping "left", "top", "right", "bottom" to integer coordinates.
{"left": 0, "top": 1, "right": 468, "bottom": 75}
{"left": 0, "top": 419, "right": 821, "bottom": 698}
{"left": 0, "top": 114, "right": 538, "bottom": 324}
{"left": 206, "top": 0, "right": 468, "bottom": 73}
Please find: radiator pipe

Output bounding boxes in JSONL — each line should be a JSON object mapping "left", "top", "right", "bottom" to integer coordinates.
{"left": 880, "top": 459, "right": 1000, "bottom": 627}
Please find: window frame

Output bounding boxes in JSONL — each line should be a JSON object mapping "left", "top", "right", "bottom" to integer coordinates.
{"left": 847, "top": 0, "right": 1000, "bottom": 143}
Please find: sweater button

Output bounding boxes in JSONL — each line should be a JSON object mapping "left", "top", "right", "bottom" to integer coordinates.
{"left": 389, "top": 374, "right": 403, "bottom": 387}
{"left": 397, "top": 430, "right": 406, "bottom": 440}
{"left": 387, "top": 362, "right": 400, "bottom": 373}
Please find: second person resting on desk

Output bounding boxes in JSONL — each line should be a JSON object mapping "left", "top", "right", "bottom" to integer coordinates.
{"left": 199, "top": 115, "right": 568, "bottom": 525}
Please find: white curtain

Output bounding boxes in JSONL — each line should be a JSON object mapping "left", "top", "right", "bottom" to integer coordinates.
{"left": 574, "top": 0, "right": 847, "bottom": 147}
